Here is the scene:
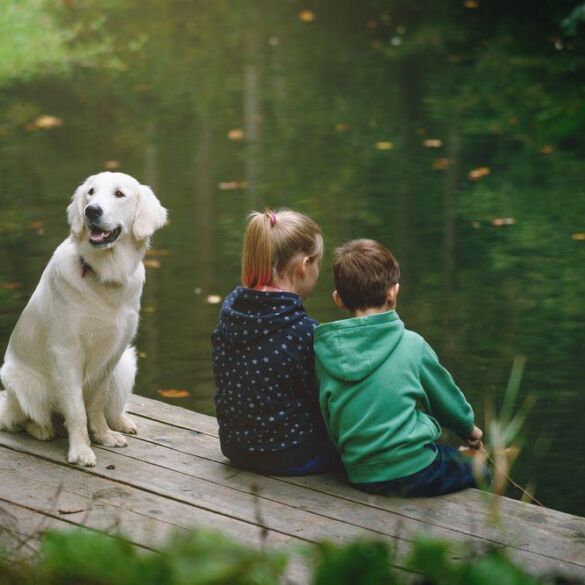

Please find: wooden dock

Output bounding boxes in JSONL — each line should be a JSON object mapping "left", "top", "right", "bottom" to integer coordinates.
{"left": 0, "top": 392, "right": 584, "bottom": 582}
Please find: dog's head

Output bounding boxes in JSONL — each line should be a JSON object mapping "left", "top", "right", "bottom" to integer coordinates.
{"left": 67, "top": 172, "right": 167, "bottom": 247}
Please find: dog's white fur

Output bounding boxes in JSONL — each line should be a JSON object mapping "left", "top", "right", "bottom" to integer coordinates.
{"left": 0, "top": 172, "right": 166, "bottom": 466}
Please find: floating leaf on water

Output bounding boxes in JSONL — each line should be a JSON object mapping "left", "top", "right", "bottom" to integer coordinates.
{"left": 335, "top": 122, "right": 351, "bottom": 132}
{"left": 143, "top": 259, "right": 161, "bottom": 269}
{"left": 207, "top": 294, "right": 222, "bottom": 304}
{"left": 146, "top": 248, "right": 170, "bottom": 257}
{"left": 27, "top": 115, "right": 63, "bottom": 131}
{"left": 104, "top": 160, "right": 120, "bottom": 169}
{"left": 2, "top": 282, "right": 22, "bottom": 290}
{"left": 468, "top": 166, "right": 491, "bottom": 180}
{"left": 137, "top": 351, "right": 147, "bottom": 358}
{"left": 432, "top": 158, "right": 453, "bottom": 170}
{"left": 298, "top": 9, "right": 315, "bottom": 22}
{"left": 540, "top": 145, "right": 554, "bottom": 154}
{"left": 490, "top": 217, "right": 516, "bottom": 227}
{"left": 375, "top": 141, "right": 394, "bottom": 150}
{"left": 572, "top": 233, "right": 585, "bottom": 241}
{"left": 423, "top": 138, "right": 442, "bottom": 148}
{"left": 463, "top": 0, "right": 479, "bottom": 7}
{"left": 227, "top": 128, "right": 245, "bottom": 141}
{"left": 158, "top": 389, "right": 191, "bottom": 399}
{"left": 218, "top": 181, "right": 248, "bottom": 190}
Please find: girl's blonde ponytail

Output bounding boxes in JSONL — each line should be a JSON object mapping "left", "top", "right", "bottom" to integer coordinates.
{"left": 241, "top": 208, "right": 323, "bottom": 289}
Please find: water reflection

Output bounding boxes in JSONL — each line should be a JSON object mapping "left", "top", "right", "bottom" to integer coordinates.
{"left": 0, "top": 1, "right": 584, "bottom": 516}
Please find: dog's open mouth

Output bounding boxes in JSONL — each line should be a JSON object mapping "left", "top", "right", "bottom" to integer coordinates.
{"left": 88, "top": 226, "right": 122, "bottom": 247}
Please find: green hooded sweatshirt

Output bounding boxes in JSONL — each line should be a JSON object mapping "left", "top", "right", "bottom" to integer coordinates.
{"left": 314, "top": 310, "right": 475, "bottom": 484}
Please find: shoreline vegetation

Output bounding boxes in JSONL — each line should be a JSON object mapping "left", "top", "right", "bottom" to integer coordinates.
{"left": 1, "top": 526, "right": 581, "bottom": 585}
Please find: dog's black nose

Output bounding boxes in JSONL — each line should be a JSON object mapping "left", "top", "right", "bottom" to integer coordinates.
{"left": 85, "top": 205, "right": 103, "bottom": 221}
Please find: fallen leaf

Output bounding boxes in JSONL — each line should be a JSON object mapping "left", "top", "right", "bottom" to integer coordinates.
{"left": 144, "top": 259, "right": 161, "bottom": 269}
{"left": 299, "top": 9, "right": 315, "bottom": 22}
{"left": 490, "top": 217, "right": 515, "bottom": 226}
{"left": 158, "top": 389, "right": 191, "bottom": 398}
{"left": 228, "top": 128, "right": 245, "bottom": 141}
{"left": 572, "top": 233, "right": 585, "bottom": 241}
{"left": 207, "top": 294, "right": 222, "bottom": 304}
{"left": 423, "top": 138, "right": 442, "bottom": 148}
{"left": 146, "top": 248, "right": 170, "bottom": 257}
{"left": 106, "top": 465, "right": 116, "bottom": 470}
{"left": 540, "top": 145, "right": 554, "bottom": 154}
{"left": 103, "top": 160, "right": 120, "bottom": 169}
{"left": 375, "top": 141, "right": 394, "bottom": 150}
{"left": 432, "top": 158, "right": 453, "bottom": 170}
{"left": 468, "top": 166, "right": 491, "bottom": 180}
{"left": 27, "top": 115, "right": 63, "bottom": 131}
{"left": 218, "top": 181, "right": 248, "bottom": 190}
{"left": 2, "top": 282, "right": 22, "bottom": 290}
{"left": 58, "top": 508, "right": 85, "bottom": 515}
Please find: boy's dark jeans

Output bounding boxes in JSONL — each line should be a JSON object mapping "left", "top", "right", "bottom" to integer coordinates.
{"left": 355, "top": 445, "right": 489, "bottom": 497}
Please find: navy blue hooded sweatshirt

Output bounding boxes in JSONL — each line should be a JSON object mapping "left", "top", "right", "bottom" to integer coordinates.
{"left": 212, "top": 286, "right": 328, "bottom": 470}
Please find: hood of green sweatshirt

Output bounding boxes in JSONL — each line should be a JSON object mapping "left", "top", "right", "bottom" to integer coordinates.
{"left": 314, "top": 310, "right": 404, "bottom": 382}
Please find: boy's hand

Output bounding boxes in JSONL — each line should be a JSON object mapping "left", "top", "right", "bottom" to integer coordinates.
{"left": 466, "top": 425, "right": 483, "bottom": 450}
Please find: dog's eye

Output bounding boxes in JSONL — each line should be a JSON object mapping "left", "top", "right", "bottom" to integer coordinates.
{"left": 88, "top": 188, "right": 94, "bottom": 196}
{"left": 115, "top": 190, "right": 125, "bottom": 198}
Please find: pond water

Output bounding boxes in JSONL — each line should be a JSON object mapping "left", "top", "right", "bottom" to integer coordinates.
{"left": 0, "top": 2, "right": 584, "bottom": 516}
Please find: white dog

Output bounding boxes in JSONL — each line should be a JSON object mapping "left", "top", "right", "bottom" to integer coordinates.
{"left": 0, "top": 172, "right": 167, "bottom": 466}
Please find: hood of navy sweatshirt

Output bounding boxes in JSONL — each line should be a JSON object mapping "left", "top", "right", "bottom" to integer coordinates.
{"left": 214, "top": 286, "right": 315, "bottom": 344}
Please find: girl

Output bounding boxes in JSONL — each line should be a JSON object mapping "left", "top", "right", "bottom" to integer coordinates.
{"left": 212, "top": 209, "right": 339, "bottom": 475}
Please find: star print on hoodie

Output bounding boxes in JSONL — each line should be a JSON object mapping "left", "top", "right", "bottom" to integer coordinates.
{"left": 212, "top": 286, "right": 328, "bottom": 469}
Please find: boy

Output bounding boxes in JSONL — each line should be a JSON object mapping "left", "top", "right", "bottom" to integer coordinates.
{"left": 314, "top": 239, "right": 485, "bottom": 496}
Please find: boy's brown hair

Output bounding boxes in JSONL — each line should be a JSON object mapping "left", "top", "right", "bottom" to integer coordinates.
{"left": 332, "top": 239, "right": 400, "bottom": 311}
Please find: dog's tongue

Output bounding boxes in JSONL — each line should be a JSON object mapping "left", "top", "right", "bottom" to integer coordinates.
{"left": 89, "top": 230, "right": 111, "bottom": 243}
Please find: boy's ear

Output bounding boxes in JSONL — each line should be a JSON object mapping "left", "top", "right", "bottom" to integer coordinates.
{"left": 387, "top": 283, "right": 400, "bottom": 307}
{"left": 332, "top": 290, "right": 347, "bottom": 310}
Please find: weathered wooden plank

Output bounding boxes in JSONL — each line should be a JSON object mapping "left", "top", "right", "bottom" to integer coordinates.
{"left": 2, "top": 431, "right": 583, "bottom": 580}
{"left": 0, "top": 431, "right": 419, "bottom": 574}
{"left": 127, "top": 399, "right": 585, "bottom": 568}
{"left": 0, "top": 447, "right": 310, "bottom": 583}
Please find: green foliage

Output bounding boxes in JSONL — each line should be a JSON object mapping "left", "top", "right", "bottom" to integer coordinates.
{"left": 0, "top": 529, "right": 576, "bottom": 585}
{"left": 311, "top": 540, "right": 397, "bottom": 585}
{"left": 2, "top": 529, "right": 287, "bottom": 585}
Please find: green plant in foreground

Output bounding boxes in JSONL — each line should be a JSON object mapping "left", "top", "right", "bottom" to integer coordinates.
{"left": 1, "top": 529, "right": 577, "bottom": 585}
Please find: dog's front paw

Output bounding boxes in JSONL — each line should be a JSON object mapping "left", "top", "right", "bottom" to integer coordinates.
{"left": 94, "top": 430, "right": 128, "bottom": 448}
{"left": 110, "top": 414, "right": 138, "bottom": 435}
{"left": 68, "top": 443, "right": 97, "bottom": 467}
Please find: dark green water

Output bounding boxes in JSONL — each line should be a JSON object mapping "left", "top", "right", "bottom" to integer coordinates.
{"left": 1, "top": 1, "right": 584, "bottom": 516}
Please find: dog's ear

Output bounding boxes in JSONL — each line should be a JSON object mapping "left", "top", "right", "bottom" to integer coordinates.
{"left": 133, "top": 184, "right": 168, "bottom": 241}
{"left": 67, "top": 176, "right": 92, "bottom": 237}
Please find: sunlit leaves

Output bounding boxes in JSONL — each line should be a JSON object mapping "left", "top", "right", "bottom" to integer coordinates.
{"left": 27, "top": 115, "right": 63, "bottom": 131}
{"left": 218, "top": 181, "right": 248, "bottom": 190}
{"left": 158, "top": 388, "right": 190, "bottom": 398}
{"left": 298, "top": 10, "right": 315, "bottom": 23}
{"left": 468, "top": 166, "right": 491, "bottom": 180}
{"left": 432, "top": 158, "right": 453, "bottom": 170}
{"left": 572, "top": 233, "right": 585, "bottom": 241}
{"left": 227, "top": 128, "right": 245, "bottom": 141}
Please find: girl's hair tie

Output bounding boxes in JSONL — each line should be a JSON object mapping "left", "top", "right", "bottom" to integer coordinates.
{"left": 269, "top": 213, "right": 277, "bottom": 227}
